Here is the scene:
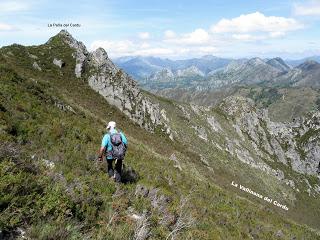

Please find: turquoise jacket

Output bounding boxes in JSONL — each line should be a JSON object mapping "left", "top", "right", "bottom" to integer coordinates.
{"left": 101, "top": 129, "right": 128, "bottom": 159}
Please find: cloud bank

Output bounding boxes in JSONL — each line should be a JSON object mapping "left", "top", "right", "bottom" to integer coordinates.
{"left": 91, "top": 11, "right": 305, "bottom": 58}
{"left": 294, "top": 0, "right": 320, "bottom": 16}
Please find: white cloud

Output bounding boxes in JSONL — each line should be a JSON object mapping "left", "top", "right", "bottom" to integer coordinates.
{"left": 90, "top": 40, "right": 134, "bottom": 55}
{"left": 140, "top": 42, "right": 151, "bottom": 48}
{"left": 294, "top": 1, "right": 320, "bottom": 16}
{"left": 90, "top": 39, "right": 175, "bottom": 57}
{"left": 186, "top": 29, "right": 210, "bottom": 44}
{"left": 165, "top": 28, "right": 210, "bottom": 45}
{"left": 232, "top": 34, "right": 264, "bottom": 41}
{"left": 134, "top": 48, "right": 174, "bottom": 56}
{"left": 0, "top": 23, "right": 16, "bottom": 31}
{"left": 232, "top": 31, "right": 286, "bottom": 42}
{"left": 211, "top": 12, "right": 303, "bottom": 34}
{"left": 90, "top": 37, "right": 218, "bottom": 58}
{"left": 0, "top": 1, "right": 29, "bottom": 12}
{"left": 164, "top": 30, "right": 176, "bottom": 39}
{"left": 269, "top": 31, "right": 285, "bottom": 38}
{"left": 138, "top": 32, "right": 150, "bottom": 39}
{"left": 198, "top": 46, "right": 217, "bottom": 54}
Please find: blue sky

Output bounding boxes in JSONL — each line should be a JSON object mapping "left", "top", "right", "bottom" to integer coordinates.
{"left": 0, "top": 0, "right": 320, "bottom": 59}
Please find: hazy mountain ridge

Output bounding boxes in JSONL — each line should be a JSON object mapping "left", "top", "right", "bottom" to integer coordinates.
{"left": 1, "top": 30, "right": 320, "bottom": 239}
{"left": 286, "top": 56, "right": 320, "bottom": 67}
{"left": 115, "top": 56, "right": 301, "bottom": 90}
{"left": 114, "top": 55, "right": 232, "bottom": 82}
{"left": 115, "top": 54, "right": 320, "bottom": 93}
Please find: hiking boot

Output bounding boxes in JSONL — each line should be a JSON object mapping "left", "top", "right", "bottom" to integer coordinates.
{"left": 114, "top": 170, "right": 121, "bottom": 183}
{"left": 108, "top": 169, "right": 114, "bottom": 178}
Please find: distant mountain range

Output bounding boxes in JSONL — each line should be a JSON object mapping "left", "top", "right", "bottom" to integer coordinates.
{"left": 114, "top": 55, "right": 320, "bottom": 91}
{"left": 206, "top": 58, "right": 320, "bottom": 89}
{"left": 113, "top": 55, "right": 232, "bottom": 81}
{"left": 114, "top": 55, "right": 320, "bottom": 89}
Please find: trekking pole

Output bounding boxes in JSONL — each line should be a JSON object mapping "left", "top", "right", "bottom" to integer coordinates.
{"left": 115, "top": 158, "right": 125, "bottom": 170}
{"left": 114, "top": 158, "right": 124, "bottom": 171}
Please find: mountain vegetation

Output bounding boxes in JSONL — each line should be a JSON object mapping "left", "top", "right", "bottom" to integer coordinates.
{"left": 0, "top": 30, "right": 319, "bottom": 240}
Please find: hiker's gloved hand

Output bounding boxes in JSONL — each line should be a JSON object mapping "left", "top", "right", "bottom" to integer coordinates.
{"left": 98, "top": 156, "right": 103, "bottom": 162}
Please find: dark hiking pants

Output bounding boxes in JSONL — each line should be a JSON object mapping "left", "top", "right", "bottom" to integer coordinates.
{"left": 107, "top": 158, "right": 122, "bottom": 182}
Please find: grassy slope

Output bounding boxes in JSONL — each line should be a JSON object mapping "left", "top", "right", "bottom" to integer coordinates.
{"left": 147, "top": 87, "right": 320, "bottom": 230}
{"left": 0, "top": 39, "right": 319, "bottom": 239}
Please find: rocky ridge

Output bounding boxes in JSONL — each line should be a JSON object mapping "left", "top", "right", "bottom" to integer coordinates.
{"left": 50, "top": 30, "right": 172, "bottom": 134}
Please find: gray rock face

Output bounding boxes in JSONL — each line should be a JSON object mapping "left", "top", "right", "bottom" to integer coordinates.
{"left": 192, "top": 125, "right": 208, "bottom": 141}
{"left": 270, "top": 137, "right": 287, "bottom": 165}
{"left": 207, "top": 116, "right": 222, "bottom": 132}
{"left": 53, "top": 58, "right": 64, "bottom": 68}
{"left": 29, "top": 54, "right": 38, "bottom": 60}
{"left": 54, "top": 100, "right": 76, "bottom": 113}
{"left": 32, "top": 62, "right": 42, "bottom": 71}
{"left": 220, "top": 96, "right": 320, "bottom": 176}
{"left": 177, "top": 104, "right": 191, "bottom": 120}
{"left": 135, "top": 184, "right": 149, "bottom": 197}
{"left": 87, "top": 47, "right": 170, "bottom": 132}
{"left": 176, "top": 66, "right": 205, "bottom": 77}
{"left": 169, "top": 153, "right": 182, "bottom": 171}
{"left": 149, "top": 68, "right": 174, "bottom": 83}
{"left": 225, "top": 136, "right": 284, "bottom": 180}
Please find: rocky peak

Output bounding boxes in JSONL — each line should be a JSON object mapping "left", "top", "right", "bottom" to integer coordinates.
{"left": 47, "top": 30, "right": 88, "bottom": 78}
{"left": 157, "top": 68, "right": 174, "bottom": 76}
{"left": 266, "top": 57, "right": 291, "bottom": 72}
{"left": 176, "top": 66, "right": 204, "bottom": 77}
{"left": 47, "top": 30, "right": 86, "bottom": 51}
{"left": 149, "top": 68, "right": 174, "bottom": 83}
{"left": 46, "top": 30, "right": 69, "bottom": 43}
{"left": 90, "top": 47, "right": 118, "bottom": 73}
{"left": 297, "top": 60, "right": 320, "bottom": 71}
{"left": 247, "top": 57, "right": 265, "bottom": 67}
{"left": 54, "top": 30, "right": 76, "bottom": 42}
{"left": 92, "top": 47, "right": 108, "bottom": 63}
{"left": 224, "top": 59, "right": 247, "bottom": 72}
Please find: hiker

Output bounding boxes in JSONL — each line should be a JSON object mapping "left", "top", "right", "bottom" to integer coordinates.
{"left": 98, "top": 121, "right": 128, "bottom": 182}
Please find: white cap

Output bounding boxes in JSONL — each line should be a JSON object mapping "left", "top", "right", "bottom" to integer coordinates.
{"left": 106, "top": 121, "right": 116, "bottom": 130}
